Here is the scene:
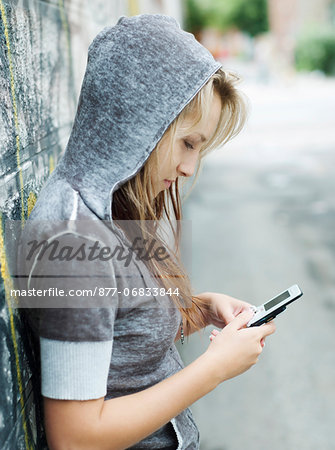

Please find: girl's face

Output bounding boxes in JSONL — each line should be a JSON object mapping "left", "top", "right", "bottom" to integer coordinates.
{"left": 152, "top": 93, "right": 222, "bottom": 197}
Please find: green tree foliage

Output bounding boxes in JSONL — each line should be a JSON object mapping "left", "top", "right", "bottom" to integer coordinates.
{"left": 184, "top": 0, "right": 268, "bottom": 36}
{"left": 184, "top": 0, "right": 205, "bottom": 32}
{"left": 295, "top": 28, "right": 335, "bottom": 75}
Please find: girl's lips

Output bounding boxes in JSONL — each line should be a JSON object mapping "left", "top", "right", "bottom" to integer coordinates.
{"left": 164, "top": 179, "right": 172, "bottom": 188}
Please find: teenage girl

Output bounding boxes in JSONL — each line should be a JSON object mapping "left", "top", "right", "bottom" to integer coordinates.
{"left": 23, "top": 14, "right": 275, "bottom": 450}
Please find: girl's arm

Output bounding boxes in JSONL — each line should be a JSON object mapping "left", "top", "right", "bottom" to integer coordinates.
{"left": 44, "top": 311, "right": 275, "bottom": 450}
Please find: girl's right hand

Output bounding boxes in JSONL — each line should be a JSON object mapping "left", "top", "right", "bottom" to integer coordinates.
{"left": 204, "top": 310, "right": 276, "bottom": 384}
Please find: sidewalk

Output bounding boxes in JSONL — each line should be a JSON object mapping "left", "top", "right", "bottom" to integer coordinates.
{"left": 180, "top": 70, "right": 335, "bottom": 450}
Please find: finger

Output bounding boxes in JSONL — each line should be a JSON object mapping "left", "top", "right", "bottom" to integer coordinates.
{"left": 228, "top": 301, "right": 252, "bottom": 320}
{"left": 259, "top": 321, "right": 276, "bottom": 338}
{"left": 240, "top": 302, "right": 255, "bottom": 313}
{"left": 226, "top": 309, "right": 254, "bottom": 331}
{"left": 224, "top": 312, "right": 235, "bottom": 324}
{"left": 260, "top": 337, "right": 265, "bottom": 348}
{"left": 214, "top": 308, "right": 234, "bottom": 326}
{"left": 209, "top": 330, "right": 219, "bottom": 341}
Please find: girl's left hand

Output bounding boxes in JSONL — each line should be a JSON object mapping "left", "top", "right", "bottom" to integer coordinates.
{"left": 199, "top": 292, "right": 266, "bottom": 348}
{"left": 196, "top": 291, "right": 253, "bottom": 328}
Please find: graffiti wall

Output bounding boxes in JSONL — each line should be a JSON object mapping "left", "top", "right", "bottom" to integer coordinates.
{"left": 0, "top": 0, "right": 128, "bottom": 448}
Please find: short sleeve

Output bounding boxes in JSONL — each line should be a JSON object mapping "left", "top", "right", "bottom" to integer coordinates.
{"left": 19, "top": 231, "right": 119, "bottom": 399}
{"left": 40, "top": 337, "right": 113, "bottom": 400}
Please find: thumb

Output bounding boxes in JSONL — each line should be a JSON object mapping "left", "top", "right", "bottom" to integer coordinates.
{"left": 228, "top": 309, "right": 254, "bottom": 331}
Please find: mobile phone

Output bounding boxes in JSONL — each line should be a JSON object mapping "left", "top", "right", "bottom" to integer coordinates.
{"left": 247, "top": 284, "right": 303, "bottom": 327}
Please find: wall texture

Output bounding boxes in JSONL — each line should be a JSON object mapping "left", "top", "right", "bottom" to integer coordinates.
{"left": 0, "top": 0, "right": 128, "bottom": 448}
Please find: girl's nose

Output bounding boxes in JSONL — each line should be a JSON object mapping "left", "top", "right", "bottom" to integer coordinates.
{"left": 177, "top": 153, "right": 199, "bottom": 178}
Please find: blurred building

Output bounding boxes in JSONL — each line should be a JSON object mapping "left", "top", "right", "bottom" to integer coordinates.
{"left": 268, "top": 0, "right": 335, "bottom": 72}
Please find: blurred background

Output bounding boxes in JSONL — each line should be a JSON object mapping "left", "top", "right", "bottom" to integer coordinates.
{"left": 1, "top": 0, "right": 334, "bottom": 449}
{"left": 180, "top": 1, "right": 335, "bottom": 450}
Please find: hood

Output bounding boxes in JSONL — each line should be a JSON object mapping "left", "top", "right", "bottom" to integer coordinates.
{"left": 58, "top": 14, "right": 221, "bottom": 221}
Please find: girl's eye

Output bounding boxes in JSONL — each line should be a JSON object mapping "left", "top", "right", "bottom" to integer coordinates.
{"left": 184, "top": 140, "right": 194, "bottom": 150}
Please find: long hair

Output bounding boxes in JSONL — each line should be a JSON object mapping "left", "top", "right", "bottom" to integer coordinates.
{"left": 112, "top": 68, "right": 248, "bottom": 334}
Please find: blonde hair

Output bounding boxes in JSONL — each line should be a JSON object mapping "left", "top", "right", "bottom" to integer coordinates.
{"left": 112, "top": 68, "right": 248, "bottom": 334}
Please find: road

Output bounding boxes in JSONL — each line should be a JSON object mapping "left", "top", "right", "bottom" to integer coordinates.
{"left": 179, "top": 74, "right": 335, "bottom": 450}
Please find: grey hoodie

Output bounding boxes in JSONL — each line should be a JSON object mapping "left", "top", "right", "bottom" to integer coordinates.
{"left": 19, "top": 14, "right": 221, "bottom": 449}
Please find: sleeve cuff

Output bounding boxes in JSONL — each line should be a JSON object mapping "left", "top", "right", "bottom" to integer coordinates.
{"left": 40, "top": 337, "right": 113, "bottom": 400}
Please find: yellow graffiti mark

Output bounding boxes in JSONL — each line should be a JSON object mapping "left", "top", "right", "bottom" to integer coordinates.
{"left": 27, "top": 192, "right": 37, "bottom": 218}
{"left": 128, "top": 0, "right": 139, "bottom": 16}
{"left": 0, "top": 0, "right": 25, "bottom": 226}
{"left": 58, "top": 0, "right": 72, "bottom": 75}
{"left": 49, "top": 154, "right": 55, "bottom": 174}
{"left": 0, "top": 215, "right": 32, "bottom": 450}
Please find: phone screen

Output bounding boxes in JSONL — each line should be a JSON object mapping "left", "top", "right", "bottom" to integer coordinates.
{"left": 264, "top": 290, "right": 290, "bottom": 311}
